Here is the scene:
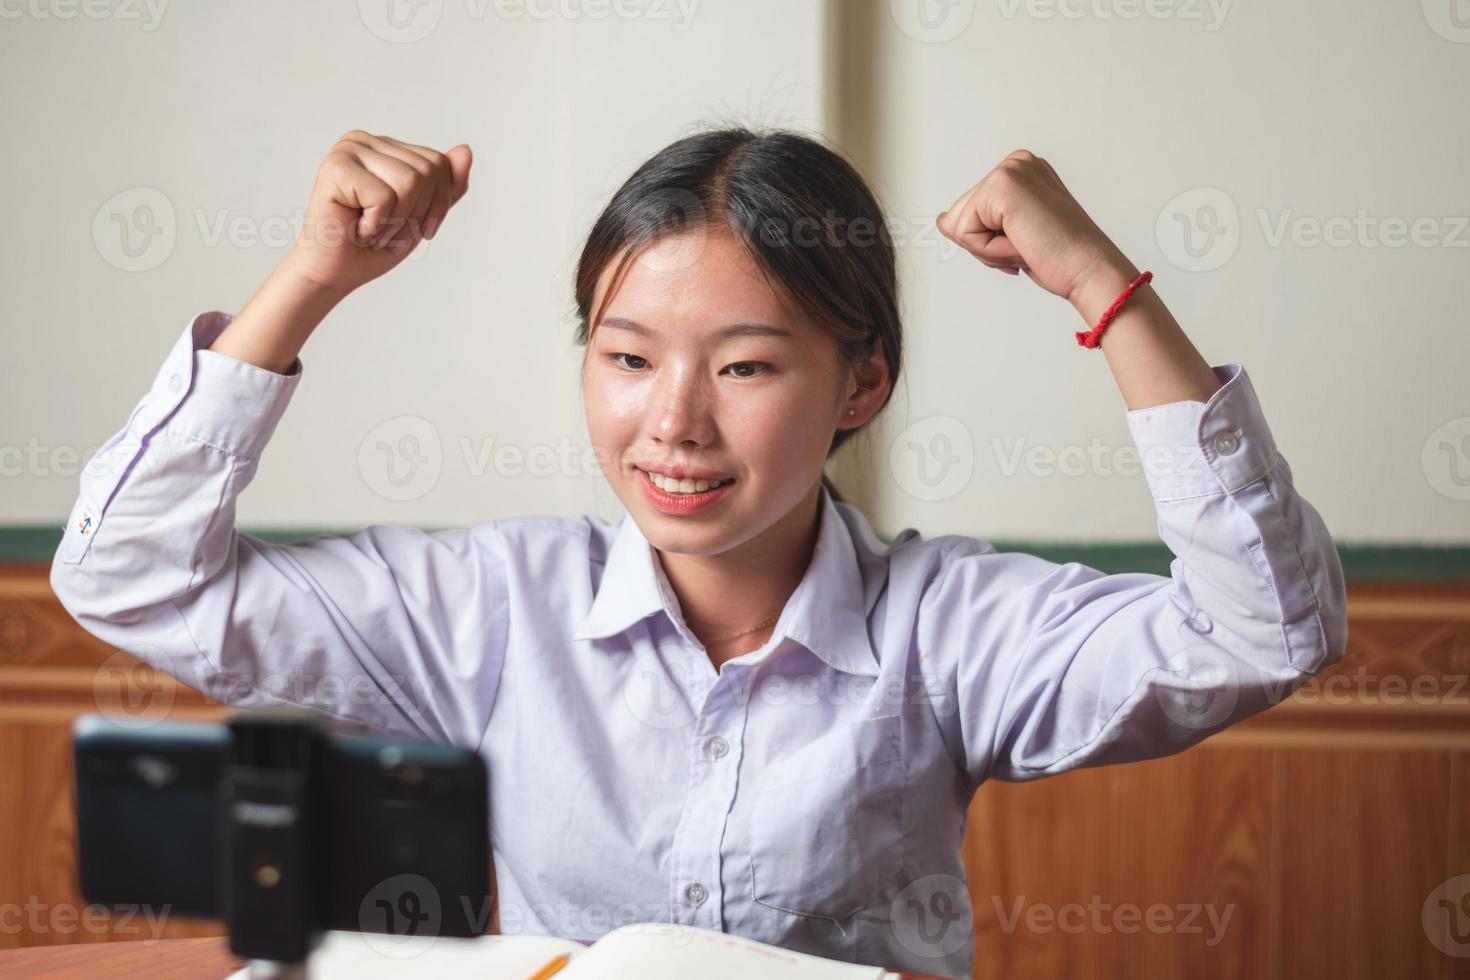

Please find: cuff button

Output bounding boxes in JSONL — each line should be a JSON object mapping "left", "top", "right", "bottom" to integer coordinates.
{"left": 1211, "top": 430, "right": 1240, "bottom": 457}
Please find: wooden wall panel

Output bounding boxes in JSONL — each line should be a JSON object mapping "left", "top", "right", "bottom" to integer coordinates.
{"left": 0, "top": 716, "right": 227, "bottom": 950}
{"left": 1110, "top": 749, "right": 1273, "bottom": 980}
{"left": 962, "top": 582, "right": 1470, "bottom": 980}
{"left": 964, "top": 751, "right": 1275, "bottom": 979}
{"left": 1274, "top": 750, "right": 1451, "bottom": 980}
{"left": 965, "top": 764, "right": 1121, "bottom": 976}
{"left": 1, "top": 563, "right": 243, "bottom": 951}
{"left": 1452, "top": 753, "right": 1469, "bottom": 980}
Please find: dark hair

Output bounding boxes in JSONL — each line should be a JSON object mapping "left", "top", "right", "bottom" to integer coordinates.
{"left": 572, "top": 125, "right": 903, "bottom": 506}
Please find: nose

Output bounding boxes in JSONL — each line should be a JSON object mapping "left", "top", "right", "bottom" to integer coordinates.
{"left": 649, "top": 365, "right": 713, "bottom": 450}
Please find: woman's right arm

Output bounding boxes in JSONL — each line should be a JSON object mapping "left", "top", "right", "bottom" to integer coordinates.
{"left": 211, "top": 130, "right": 473, "bottom": 374}
{"left": 49, "top": 133, "right": 502, "bottom": 747}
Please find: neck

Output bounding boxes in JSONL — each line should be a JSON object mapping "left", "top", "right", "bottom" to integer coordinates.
{"left": 656, "top": 480, "right": 824, "bottom": 656}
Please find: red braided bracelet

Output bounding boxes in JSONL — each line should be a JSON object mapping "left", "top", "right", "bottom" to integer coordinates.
{"left": 1075, "top": 269, "right": 1153, "bottom": 349}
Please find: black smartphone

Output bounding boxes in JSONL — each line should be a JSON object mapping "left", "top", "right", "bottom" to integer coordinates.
{"left": 73, "top": 714, "right": 228, "bottom": 917}
{"left": 72, "top": 711, "right": 490, "bottom": 941}
{"left": 321, "top": 730, "right": 492, "bottom": 935}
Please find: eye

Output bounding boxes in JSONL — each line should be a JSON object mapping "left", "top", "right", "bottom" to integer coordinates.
{"left": 606, "top": 354, "right": 771, "bottom": 379}
{"left": 723, "top": 361, "right": 770, "bottom": 379}
{"left": 608, "top": 353, "right": 648, "bottom": 371}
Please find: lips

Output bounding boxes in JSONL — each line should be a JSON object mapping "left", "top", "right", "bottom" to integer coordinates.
{"left": 637, "top": 467, "right": 732, "bottom": 513}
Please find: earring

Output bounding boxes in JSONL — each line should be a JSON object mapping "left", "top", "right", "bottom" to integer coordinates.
{"left": 847, "top": 409, "right": 855, "bottom": 416}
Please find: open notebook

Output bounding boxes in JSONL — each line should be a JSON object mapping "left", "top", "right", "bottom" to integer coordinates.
{"left": 224, "top": 923, "right": 903, "bottom": 978}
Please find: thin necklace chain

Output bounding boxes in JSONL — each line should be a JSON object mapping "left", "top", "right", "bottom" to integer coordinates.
{"left": 693, "top": 609, "right": 782, "bottom": 644}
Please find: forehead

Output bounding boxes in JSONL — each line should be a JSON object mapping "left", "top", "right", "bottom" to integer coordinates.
{"left": 591, "top": 228, "right": 808, "bottom": 339}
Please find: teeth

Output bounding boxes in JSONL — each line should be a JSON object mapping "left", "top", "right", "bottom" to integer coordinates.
{"left": 645, "top": 470, "right": 727, "bottom": 494}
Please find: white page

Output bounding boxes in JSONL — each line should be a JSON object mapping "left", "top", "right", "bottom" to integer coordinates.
{"left": 560, "top": 924, "right": 894, "bottom": 980}
{"left": 223, "top": 930, "right": 584, "bottom": 979}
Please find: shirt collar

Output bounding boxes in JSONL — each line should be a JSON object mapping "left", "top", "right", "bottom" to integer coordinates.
{"left": 571, "top": 483, "right": 879, "bottom": 677}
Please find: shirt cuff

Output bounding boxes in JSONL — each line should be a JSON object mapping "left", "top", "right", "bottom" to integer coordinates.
{"left": 155, "top": 310, "right": 304, "bottom": 460}
{"left": 1124, "top": 363, "right": 1280, "bottom": 501}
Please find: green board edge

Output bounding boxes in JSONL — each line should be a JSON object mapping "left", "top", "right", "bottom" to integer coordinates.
{"left": 3, "top": 525, "right": 1467, "bottom": 582}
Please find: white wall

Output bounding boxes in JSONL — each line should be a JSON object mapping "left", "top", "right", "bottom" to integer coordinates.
{"left": 3, "top": 0, "right": 1466, "bottom": 545}
{"left": 828, "top": 0, "right": 1470, "bottom": 545}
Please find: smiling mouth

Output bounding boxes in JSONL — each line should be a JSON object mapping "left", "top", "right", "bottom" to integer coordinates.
{"left": 636, "top": 467, "right": 735, "bottom": 495}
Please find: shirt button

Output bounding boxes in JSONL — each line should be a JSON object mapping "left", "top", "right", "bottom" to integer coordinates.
{"left": 705, "top": 735, "right": 729, "bottom": 760}
{"left": 685, "top": 881, "right": 708, "bottom": 906}
{"left": 168, "top": 373, "right": 183, "bottom": 393}
{"left": 1211, "top": 430, "right": 1240, "bottom": 456}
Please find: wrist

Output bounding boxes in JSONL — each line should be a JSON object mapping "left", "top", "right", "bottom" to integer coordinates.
{"left": 1067, "top": 250, "right": 1144, "bottom": 327}
{"left": 259, "top": 257, "right": 349, "bottom": 342}
{"left": 210, "top": 259, "right": 345, "bottom": 376}
{"left": 278, "top": 249, "right": 354, "bottom": 307}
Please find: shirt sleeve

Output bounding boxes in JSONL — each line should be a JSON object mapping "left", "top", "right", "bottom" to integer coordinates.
{"left": 49, "top": 311, "right": 512, "bottom": 749}
{"left": 916, "top": 363, "right": 1349, "bottom": 788}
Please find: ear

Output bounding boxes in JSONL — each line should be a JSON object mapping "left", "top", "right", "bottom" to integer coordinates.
{"left": 839, "top": 341, "right": 892, "bottom": 429}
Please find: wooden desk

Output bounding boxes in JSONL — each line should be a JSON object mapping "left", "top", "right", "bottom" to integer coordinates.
{"left": 0, "top": 937, "right": 242, "bottom": 978}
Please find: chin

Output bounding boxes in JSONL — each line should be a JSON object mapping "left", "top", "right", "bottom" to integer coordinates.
{"left": 638, "top": 512, "right": 735, "bottom": 552}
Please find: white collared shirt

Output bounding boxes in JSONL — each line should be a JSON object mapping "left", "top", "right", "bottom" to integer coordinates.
{"left": 51, "top": 310, "right": 1348, "bottom": 978}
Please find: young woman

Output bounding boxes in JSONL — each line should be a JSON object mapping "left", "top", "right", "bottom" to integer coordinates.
{"left": 52, "top": 127, "right": 1347, "bottom": 978}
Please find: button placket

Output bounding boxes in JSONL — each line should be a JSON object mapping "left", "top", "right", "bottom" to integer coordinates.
{"left": 668, "top": 670, "right": 746, "bottom": 930}
{"left": 705, "top": 734, "right": 729, "bottom": 760}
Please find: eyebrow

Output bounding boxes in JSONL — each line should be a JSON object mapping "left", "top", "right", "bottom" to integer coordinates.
{"left": 597, "top": 316, "right": 795, "bottom": 340}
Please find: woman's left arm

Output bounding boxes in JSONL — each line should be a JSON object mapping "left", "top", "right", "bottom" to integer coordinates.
{"left": 935, "top": 148, "right": 1222, "bottom": 410}
{"left": 918, "top": 151, "right": 1350, "bottom": 785}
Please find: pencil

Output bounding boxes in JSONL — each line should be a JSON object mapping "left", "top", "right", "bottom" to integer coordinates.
{"left": 526, "top": 952, "right": 571, "bottom": 979}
